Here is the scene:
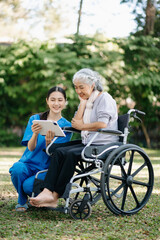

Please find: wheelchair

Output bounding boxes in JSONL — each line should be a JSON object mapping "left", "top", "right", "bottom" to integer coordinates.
{"left": 31, "top": 109, "right": 154, "bottom": 220}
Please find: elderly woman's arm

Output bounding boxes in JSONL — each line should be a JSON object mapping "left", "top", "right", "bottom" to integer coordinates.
{"left": 72, "top": 96, "right": 106, "bottom": 131}
{"left": 71, "top": 118, "right": 106, "bottom": 131}
{"left": 73, "top": 98, "right": 87, "bottom": 120}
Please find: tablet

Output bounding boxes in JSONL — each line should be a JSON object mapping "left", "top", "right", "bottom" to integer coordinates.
{"left": 32, "top": 120, "right": 66, "bottom": 137}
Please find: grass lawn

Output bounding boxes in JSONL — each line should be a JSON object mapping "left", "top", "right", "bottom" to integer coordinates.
{"left": 0, "top": 147, "right": 160, "bottom": 240}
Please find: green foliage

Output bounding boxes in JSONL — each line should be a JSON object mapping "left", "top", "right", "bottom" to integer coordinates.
{"left": 0, "top": 35, "right": 160, "bottom": 147}
{"left": 0, "top": 35, "right": 123, "bottom": 145}
{"left": 118, "top": 36, "right": 160, "bottom": 115}
{"left": 117, "top": 36, "right": 160, "bottom": 147}
{"left": 0, "top": 130, "right": 21, "bottom": 147}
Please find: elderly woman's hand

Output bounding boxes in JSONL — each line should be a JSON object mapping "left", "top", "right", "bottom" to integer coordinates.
{"left": 71, "top": 118, "right": 84, "bottom": 130}
{"left": 78, "top": 96, "right": 87, "bottom": 105}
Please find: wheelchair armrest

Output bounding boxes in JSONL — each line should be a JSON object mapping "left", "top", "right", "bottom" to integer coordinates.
{"left": 98, "top": 129, "right": 123, "bottom": 136}
{"left": 62, "top": 127, "right": 81, "bottom": 134}
{"left": 63, "top": 127, "right": 122, "bottom": 135}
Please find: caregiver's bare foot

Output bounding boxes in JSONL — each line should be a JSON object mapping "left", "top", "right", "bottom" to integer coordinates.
{"left": 30, "top": 188, "right": 54, "bottom": 206}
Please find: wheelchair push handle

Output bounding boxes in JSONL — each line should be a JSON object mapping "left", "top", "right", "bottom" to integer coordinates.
{"left": 128, "top": 109, "right": 145, "bottom": 123}
{"left": 135, "top": 109, "right": 146, "bottom": 115}
{"left": 128, "top": 109, "right": 145, "bottom": 116}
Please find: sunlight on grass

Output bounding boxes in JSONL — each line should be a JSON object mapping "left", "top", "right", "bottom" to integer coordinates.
{"left": 0, "top": 147, "right": 160, "bottom": 240}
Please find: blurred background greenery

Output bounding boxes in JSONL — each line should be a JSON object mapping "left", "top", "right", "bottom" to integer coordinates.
{"left": 0, "top": 0, "right": 159, "bottom": 148}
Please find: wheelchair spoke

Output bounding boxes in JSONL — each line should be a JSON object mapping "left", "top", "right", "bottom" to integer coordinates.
{"left": 121, "top": 185, "right": 128, "bottom": 210}
{"left": 132, "top": 179, "right": 150, "bottom": 187}
{"left": 81, "top": 210, "right": 88, "bottom": 219}
{"left": 128, "top": 150, "right": 134, "bottom": 175}
{"left": 88, "top": 176, "right": 100, "bottom": 186}
{"left": 132, "top": 162, "right": 147, "bottom": 177}
{"left": 129, "top": 185, "right": 140, "bottom": 207}
{"left": 110, "top": 174, "right": 124, "bottom": 181}
{"left": 110, "top": 182, "right": 125, "bottom": 197}
{"left": 118, "top": 160, "right": 127, "bottom": 178}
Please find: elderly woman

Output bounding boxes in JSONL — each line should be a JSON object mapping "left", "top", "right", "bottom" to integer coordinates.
{"left": 30, "top": 68, "right": 118, "bottom": 208}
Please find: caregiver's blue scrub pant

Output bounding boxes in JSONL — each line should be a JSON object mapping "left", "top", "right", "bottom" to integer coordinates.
{"left": 9, "top": 162, "right": 46, "bottom": 205}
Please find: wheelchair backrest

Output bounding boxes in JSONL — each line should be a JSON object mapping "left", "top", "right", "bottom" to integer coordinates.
{"left": 118, "top": 114, "right": 130, "bottom": 142}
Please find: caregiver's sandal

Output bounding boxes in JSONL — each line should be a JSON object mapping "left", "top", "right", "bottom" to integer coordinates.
{"left": 15, "top": 203, "right": 28, "bottom": 212}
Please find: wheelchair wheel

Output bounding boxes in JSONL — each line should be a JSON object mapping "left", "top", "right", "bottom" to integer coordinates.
{"left": 101, "top": 144, "right": 154, "bottom": 215}
{"left": 69, "top": 199, "right": 92, "bottom": 220}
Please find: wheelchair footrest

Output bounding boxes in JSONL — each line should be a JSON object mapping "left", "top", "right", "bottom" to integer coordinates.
{"left": 45, "top": 206, "right": 68, "bottom": 213}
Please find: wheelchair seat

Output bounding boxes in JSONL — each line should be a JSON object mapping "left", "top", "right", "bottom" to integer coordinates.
{"left": 80, "top": 113, "right": 129, "bottom": 163}
{"left": 84, "top": 142, "right": 122, "bottom": 160}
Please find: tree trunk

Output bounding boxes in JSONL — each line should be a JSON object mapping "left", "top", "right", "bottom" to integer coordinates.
{"left": 145, "top": 0, "right": 156, "bottom": 35}
{"left": 76, "top": 0, "right": 83, "bottom": 35}
{"left": 141, "top": 122, "right": 151, "bottom": 148}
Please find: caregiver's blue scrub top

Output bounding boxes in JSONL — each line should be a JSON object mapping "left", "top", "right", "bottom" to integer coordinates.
{"left": 19, "top": 114, "right": 72, "bottom": 170}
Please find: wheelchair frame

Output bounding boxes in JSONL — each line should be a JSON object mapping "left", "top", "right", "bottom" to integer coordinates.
{"left": 32, "top": 109, "right": 154, "bottom": 220}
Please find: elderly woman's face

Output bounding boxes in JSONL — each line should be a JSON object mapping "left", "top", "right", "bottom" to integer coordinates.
{"left": 74, "top": 81, "right": 94, "bottom": 100}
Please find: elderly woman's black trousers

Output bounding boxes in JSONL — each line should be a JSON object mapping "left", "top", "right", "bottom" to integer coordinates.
{"left": 43, "top": 140, "right": 84, "bottom": 196}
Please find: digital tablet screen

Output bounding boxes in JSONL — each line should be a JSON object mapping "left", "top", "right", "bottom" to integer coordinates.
{"left": 32, "top": 120, "right": 66, "bottom": 137}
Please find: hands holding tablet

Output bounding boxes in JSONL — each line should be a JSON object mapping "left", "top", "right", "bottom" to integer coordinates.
{"left": 32, "top": 120, "right": 66, "bottom": 147}
{"left": 32, "top": 121, "right": 55, "bottom": 146}
{"left": 31, "top": 122, "right": 42, "bottom": 135}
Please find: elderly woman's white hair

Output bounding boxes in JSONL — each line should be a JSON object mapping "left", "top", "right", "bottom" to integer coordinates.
{"left": 72, "top": 68, "right": 103, "bottom": 92}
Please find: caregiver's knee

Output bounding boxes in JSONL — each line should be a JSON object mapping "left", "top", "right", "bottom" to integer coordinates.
{"left": 9, "top": 162, "right": 28, "bottom": 176}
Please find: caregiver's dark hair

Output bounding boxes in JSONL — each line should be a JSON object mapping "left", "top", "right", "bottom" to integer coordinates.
{"left": 46, "top": 86, "right": 66, "bottom": 100}
{"left": 40, "top": 86, "right": 66, "bottom": 120}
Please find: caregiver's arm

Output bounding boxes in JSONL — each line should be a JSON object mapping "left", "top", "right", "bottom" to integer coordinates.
{"left": 28, "top": 123, "right": 42, "bottom": 151}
